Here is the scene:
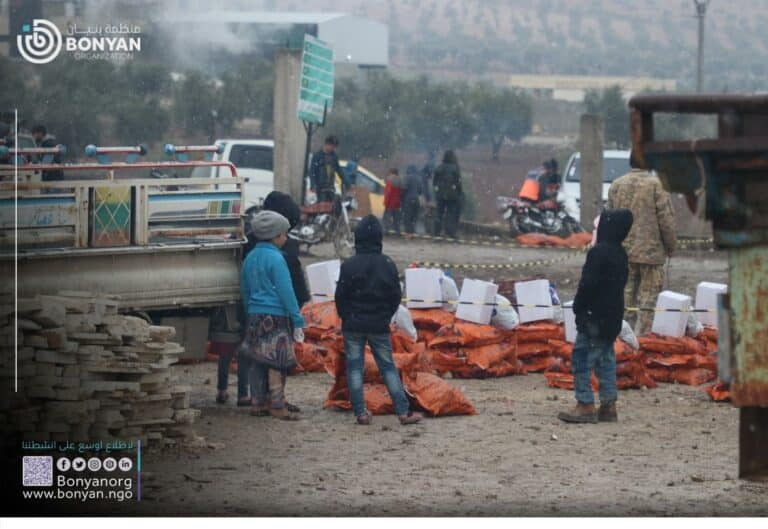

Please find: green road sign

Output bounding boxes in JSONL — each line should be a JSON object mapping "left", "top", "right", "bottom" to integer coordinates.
{"left": 298, "top": 34, "right": 334, "bottom": 124}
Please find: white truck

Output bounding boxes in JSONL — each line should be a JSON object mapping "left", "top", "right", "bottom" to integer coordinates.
{"left": 0, "top": 158, "right": 246, "bottom": 359}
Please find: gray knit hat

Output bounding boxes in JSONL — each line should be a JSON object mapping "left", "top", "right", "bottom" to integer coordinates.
{"left": 250, "top": 210, "right": 290, "bottom": 241}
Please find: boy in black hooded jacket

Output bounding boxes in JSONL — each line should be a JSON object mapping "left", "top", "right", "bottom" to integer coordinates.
{"left": 559, "top": 208, "right": 633, "bottom": 424}
{"left": 335, "top": 215, "right": 422, "bottom": 426}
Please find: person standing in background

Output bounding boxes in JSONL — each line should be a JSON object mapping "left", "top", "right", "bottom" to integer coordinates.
{"left": 383, "top": 168, "right": 402, "bottom": 235}
{"left": 432, "top": 150, "right": 463, "bottom": 239}
{"left": 401, "top": 165, "right": 423, "bottom": 234}
{"left": 607, "top": 151, "right": 677, "bottom": 336}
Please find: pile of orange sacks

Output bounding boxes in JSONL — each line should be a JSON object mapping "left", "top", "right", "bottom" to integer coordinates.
{"left": 301, "top": 302, "right": 477, "bottom": 416}
{"left": 638, "top": 326, "right": 718, "bottom": 386}
{"left": 543, "top": 339, "right": 657, "bottom": 391}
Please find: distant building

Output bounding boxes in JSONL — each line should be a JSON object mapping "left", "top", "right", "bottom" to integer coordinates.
{"left": 506, "top": 74, "right": 677, "bottom": 102}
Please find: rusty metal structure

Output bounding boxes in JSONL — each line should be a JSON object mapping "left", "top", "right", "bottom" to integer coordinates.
{"left": 629, "top": 94, "right": 768, "bottom": 480}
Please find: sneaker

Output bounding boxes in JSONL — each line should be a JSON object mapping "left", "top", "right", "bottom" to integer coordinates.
{"left": 398, "top": 411, "right": 423, "bottom": 425}
{"left": 356, "top": 411, "right": 373, "bottom": 425}
{"left": 216, "top": 391, "right": 228, "bottom": 404}
{"left": 286, "top": 402, "right": 301, "bottom": 413}
{"left": 598, "top": 402, "right": 618, "bottom": 422}
{"left": 558, "top": 403, "right": 598, "bottom": 424}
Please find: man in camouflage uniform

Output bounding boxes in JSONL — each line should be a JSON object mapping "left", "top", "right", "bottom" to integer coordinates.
{"left": 607, "top": 155, "right": 677, "bottom": 335}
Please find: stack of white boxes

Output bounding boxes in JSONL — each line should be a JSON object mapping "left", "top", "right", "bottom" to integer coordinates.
{"left": 405, "top": 268, "right": 444, "bottom": 309}
{"left": 456, "top": 279, "right": 498, "bottom": 325}
{"left": 515, "top": 279, "right": 554, "bottom": 323}
{"left": 563, "top": 301, "right": 577, "bottom": 343}
{"left": 695, "top": 282, "right": 728, "bottom": 328}
{"left": 651, "top": 291, "right": 692, "bottom": 337}
{"left": 306, "top": 259, "right": 341, "bottom": 303}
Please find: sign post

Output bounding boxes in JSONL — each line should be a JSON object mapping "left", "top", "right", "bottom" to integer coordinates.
{"left": 298, "top": 34, "right": 334, "bottom": 206}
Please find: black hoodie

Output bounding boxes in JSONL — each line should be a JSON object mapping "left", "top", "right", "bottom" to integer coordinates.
{"left": 573, "top": 208, "right": 634, "bottom": 341}
{"left": 247, "top": 191, "right": 310, "bottom": 307}
{"left": 335, "top": 215, "right": 402, "bottom": 333}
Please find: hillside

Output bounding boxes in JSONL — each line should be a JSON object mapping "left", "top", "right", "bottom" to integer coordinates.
{"left": 251, "top": 0, "right": 768, "bottom": 90}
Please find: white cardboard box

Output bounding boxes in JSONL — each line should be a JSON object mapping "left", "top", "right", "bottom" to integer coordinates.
{"left": 405, "top": 268, "right": 443, "bottom": 309}
{"left": 563, "top": 301, "right": 577, "bottom": 343}
{"left": 456, "top": 279, "right": 498, "bottom": 325}
{"left": 651, "top": 290, "right": 692, "bottom": 337}
{"left": 306, "top": 259, "right": 341, "bottom": 304}
{"left": 515, "top": 279, "right": 554, "bottom": 323}
{"left": 695, "top": 282, "right": 728, "bottom": 328}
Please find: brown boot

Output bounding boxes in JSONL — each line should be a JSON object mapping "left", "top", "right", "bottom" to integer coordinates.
{"left": 598, "top": 402, "right": 618, "bottom": 422}
{"left": 269, "top": 407, "right": 299, "bottom": 421}
{"left": 250, "top": 404, "right": 269, "bottom": 417}
{"left": 558, "top": 402, "right": 598, "bottom": 424}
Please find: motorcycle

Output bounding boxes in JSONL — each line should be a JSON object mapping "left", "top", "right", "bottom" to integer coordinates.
{"left": 291, "top": 193, "right": 358, "bottom": 258}
{"left": 496, "top": 195, "right": 583, "bottom": 238}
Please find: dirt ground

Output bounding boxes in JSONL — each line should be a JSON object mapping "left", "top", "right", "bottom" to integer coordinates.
{"left": 118, "top": 237, "right": 768, "bottom": 516}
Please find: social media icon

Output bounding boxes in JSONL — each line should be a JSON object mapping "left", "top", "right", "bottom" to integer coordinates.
{"left": 87, "top": 457, "right": 102, "bottom": 472}
{"left": 118, "top": 457, "right": 133, "bottom": 471}
{"left": 103, "top": 457, "right": 117, "bottom": 472}
{"left": 56, "top": 457, "right": 71, "bottom": 472}
{"left": 72, "top": 457, "right": 86, "bottom": 472}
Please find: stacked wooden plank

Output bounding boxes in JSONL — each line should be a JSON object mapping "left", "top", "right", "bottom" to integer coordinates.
{"left": 0, "top": 291, "right": 200, "bottom": 446}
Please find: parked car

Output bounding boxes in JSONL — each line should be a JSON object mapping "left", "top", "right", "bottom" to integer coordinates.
{"left": 558, "top": 150, "right": 631, "bottom": 221}
{"left": 190, "top": 139, "right": 274, "bottom": 216}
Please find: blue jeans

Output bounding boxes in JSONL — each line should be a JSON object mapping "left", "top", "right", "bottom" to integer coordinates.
{"left": 571, "top": 328, "right": 617, "bottom": 405}
{"left": 343, "top": 331, "right": 411, "bottom": 417}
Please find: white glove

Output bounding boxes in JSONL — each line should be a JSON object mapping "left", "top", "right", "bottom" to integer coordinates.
{"left": 293, "top": 328, "right": 305, "bottom": 343}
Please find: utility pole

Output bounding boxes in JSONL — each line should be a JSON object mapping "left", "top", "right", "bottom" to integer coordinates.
{"left": 693, "top": 0, "right": 710, "bottom": 92}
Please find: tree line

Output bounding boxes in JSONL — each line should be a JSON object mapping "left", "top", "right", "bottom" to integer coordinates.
{"left": 0, "top": 55, "right": 532, "bottom": 164}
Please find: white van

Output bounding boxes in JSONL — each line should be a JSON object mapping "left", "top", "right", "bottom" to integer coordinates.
{"left": 190, "top": 139, "right": 274, "bottom": 215}
{"left": 558, "top": 150, "right": 631, "bottom": 221}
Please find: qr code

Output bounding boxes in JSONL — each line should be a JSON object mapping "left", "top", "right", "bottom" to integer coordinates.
{"left": 23, "top": 456, "right": 53, "bottom": 487}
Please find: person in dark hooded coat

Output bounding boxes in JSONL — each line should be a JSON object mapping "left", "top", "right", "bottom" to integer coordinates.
{"left": 334, "top": 215, "right": 422, "bottom": 426}
{"left": 559, "top": 208, "right": 634, "bottom": 424}
{"left": 261, "top": 191, "right": 311, "bottom": 307}
{"left": 432, "top": 150, "right": 463, "bottom": 239}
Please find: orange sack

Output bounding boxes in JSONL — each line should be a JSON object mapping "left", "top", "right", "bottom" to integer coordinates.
{"left": 516, "top": 322, "right": 566, "bottom": 343}
{"left": 517, "top": 341, "right": 554, "bottom": 359}
{"left": 704, "top": 382, "right": 731, "bottom": 402}
{"left": 425, "top": 348, "right": 467, "bottom": 374}
{"left": 294, "top": 342, "right": 326, "bottom": 373}
{"left": 403, "top": 372, "right": 477, "bottom": 416}
{"left": 463, "top": 341, "right": 517, "bottom": 370}
{"left": 647, "top": 367, "right": 715, "bottom": 386}
{"left": 410, "top": 309, "right": 455, "bottom": 330}
{"left": 325, "top": 381, "right": 395, "bottom": 415}
{"left": 563, "top": 232, "right": 594, "bottom": 248}
{"left": 430, "top": 322, "right": 506, "bottom": 348}
{"left": 638, "top": 334, "right": 707, "bottom": 356}
{"left": 301, "top": 301, "right": 341, "bottom": 339}
{"left": 516, "top": 232, "right": 558, "bottom": 247}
